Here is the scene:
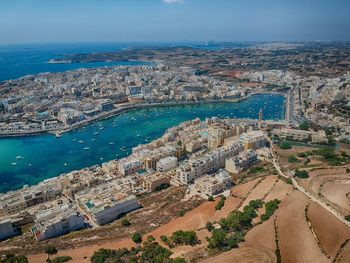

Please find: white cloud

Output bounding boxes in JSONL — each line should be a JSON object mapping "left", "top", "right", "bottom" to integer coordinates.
{"left": 163, "top": 0, "right": 183, "bottom": 4}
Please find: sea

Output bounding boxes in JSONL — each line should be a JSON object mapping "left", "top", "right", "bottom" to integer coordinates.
{"left": 0, "top": 43, "right": 285, "bottom": 193}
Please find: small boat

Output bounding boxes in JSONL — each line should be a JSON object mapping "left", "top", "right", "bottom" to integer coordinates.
{"left": 11, "top": 162, "right": 17, "bottom": 166}
{"left": 136, "top": 134, "right": 141, "bottom": 137}
{"left": 73, "top": 139, "right": 77, "bottom": 142}
{"left": 91, "top": 138, "right": 96, "bottom": 141}
{"left": 64, "top": 163, "right": 68, "bottom": 166}
{"left": 100, "top": 157, "right": 104, "bottom": 160}
{"left": 109, "top": 142, "right": 114, "bottom": 145}
{"left": 131, "top": 117, "right": 137, "bottom": 121}
{"left": 99, "top": 127, "right": 104, "bottom": 130}
{"left": 84, "top": 147, "right": 90, "bottom": 150}
{"left": 28, "top": 164, "right": 32, "bottom": 166}
{"left": 78, "top": 140, "right": 84, "bottom": 144}
{"left": 120, "top": 146, "right": 126, "bottom": 150}
{"left": 16, "top": 155, "right": 23, "bottom": 159}
{"left": 94, "top": 132, "right": 99, "bottom": 135}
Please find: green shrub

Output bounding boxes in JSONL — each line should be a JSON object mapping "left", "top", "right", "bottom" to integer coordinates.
{"left": 260, "top": 199, "right": 281, "bottom": 221}
{"left": 248, "top": 167, "right": 265, "bottom": 174}
{"left": 288, "top": 155, "right": 298, "bottom": 163}
{"left": 280, "top": 141, "right": 292, "bottom": 150}
{"left": 131, "top": 233, "right": 142, "bottom": 244}
{"left": 51, "top": 256, "right": 72, "bottom": 263}
{"left": 298, "top": 122, "right": 310, "bottom": 131}
{"left": 206, "top": 221, "right": 214, "bottom": 232}
{"left": 215, "top": 196, "right": 226, "bottom": 210}
{"left": 170, "top": 230, "right": 199, "bottom": 246}
{"left": 121, "top": 218, "right": 131, "bottom": 227}
{"left": 294, "top": 169, "right": 309, "bottom": 179}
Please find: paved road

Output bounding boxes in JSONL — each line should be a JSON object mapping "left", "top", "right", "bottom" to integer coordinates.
{"left": 266, "top": 135, "right": 350, "bottom": 228}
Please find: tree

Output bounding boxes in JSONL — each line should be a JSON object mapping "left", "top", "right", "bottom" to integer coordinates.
{"left": 0, "top": 255, "right": 28, "bottom": 263}
{"left": 294, "top": 169, "right": 309, "bottom": 179}
{"left": 121, "top": 218, "right": 131, "bottom": 227}
{"left": 45, "top": 245, "right": 58, "bottom": 261}
{"left": 206, "top": 221, "right": 214, "bottom": 232}
{"left": 346, "top": 168, "right": 350, "bottom": 173}
{"left": 131, "top": 232, "right": 142, "bottom": 244}
{"left": 215, "top": 196, "right": 226, "bottom": 210}
{"left": 280, "top": 141, "right": 292, "bottom": 150}
{"left": 345, "top": 215, "right": 350, "bottom": 222}
{"left": 208, "top": 196, "right": 214, "bottom": 202}
{"left": 288, "top": 155, "right": 297, "bottom": 163}
{"left": 299, "top": 122, "right": 310, "bottom": 131}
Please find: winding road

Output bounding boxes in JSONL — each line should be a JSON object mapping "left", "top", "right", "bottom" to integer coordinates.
{"left": 266, "top": 135, "right": 350, "bottom": 228}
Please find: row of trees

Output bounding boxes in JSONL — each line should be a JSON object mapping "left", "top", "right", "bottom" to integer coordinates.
{"left": 91, "top": 235, "right": 186, "bottom": 263}
{"left": 160, "top": 230, "right": 199, "bottom": 248}
{"left": 206, "top": 199, "right": 280, "bottom": 252}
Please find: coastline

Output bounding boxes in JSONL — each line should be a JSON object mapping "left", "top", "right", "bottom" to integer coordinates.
{"left": 0, "top": 91, "right": 285, "bottom": 139}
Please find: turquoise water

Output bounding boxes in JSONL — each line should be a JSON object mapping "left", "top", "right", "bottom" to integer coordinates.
{"left": 0, "top": 94, "right": 285, "bottom": 193}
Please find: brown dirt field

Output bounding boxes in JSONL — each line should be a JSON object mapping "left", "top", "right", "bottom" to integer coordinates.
{"left": 28, "top": 238, "right": 135, "bottom": 263}
{"left": 321, "top": 182, "right": 350, "bottom": 213}
{"left": 151, "top": 200, "right": 217, "bottom": 238}
{"left": 264, "top": 180, "right": 294, "bottom": 202}
{"left": 245, "top": 216, "right": 276, "bottom": 252}
{"left": 211, "top": 196, "right": 241, "bottom": 222}
{"left": 276, "top": 190, "right": 328, "bottom": 263}
{"left": 199, "top": 245, "right": 276, "bottom": 263}
{"left": 308, "top": 201, "right": 350, "bottom": 258}
{"left": 231, "top": 177, "right": 262, "bottom": 198}
{"left": 239, "top": 175, "right": 278, "bottom": 210}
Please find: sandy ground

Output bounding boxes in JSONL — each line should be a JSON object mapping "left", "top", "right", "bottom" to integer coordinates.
{"left": 276, "top": 190, "right": 328, "bottom": 263}
{"left": 239, "top": 175, "right": 278, "bottom": 210}
{"left": 321, "top": 182, "right": 350, "bottom": 213}
{"left": 231, "top": 177, "right": 262, "bottom": 198}
{"left": 199, "top": 245, "right": 276, "bottom": 263}
{"left": 308, "top": 201, "right": 350, "bottom": 259}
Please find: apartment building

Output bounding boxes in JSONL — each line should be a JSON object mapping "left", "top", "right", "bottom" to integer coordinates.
{"left": 156, "top": 156, "right": 178, "bottom": 172}
{"left": 177, "top": 142, "right": 243, "bottom": 184}
{"left": 225, "top": 150, "right": 258, "bottom": 174}
{"left": 195, "top": 170, "right": 232, "bottom": 196}
{"left": 31, "top": 204, "right": 85, "bottom": 241}
{"left": 75, "top": 183, "right": 139, "bottom": 226}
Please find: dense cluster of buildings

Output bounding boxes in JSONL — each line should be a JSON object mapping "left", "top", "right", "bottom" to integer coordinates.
{"left": 0, "top": 117, "right": 269, "bottom": 241}
{"left": 0, "top": 65, "right": 247, "bottom": 135}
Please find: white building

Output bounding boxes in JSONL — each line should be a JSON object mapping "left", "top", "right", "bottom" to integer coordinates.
{"left": 195, "top": 170, "right": 232, "bottom": 196}
{"left": 75, "top": 183, "right": 140, "bottom": 226}
{"left": 118, "top": 159, "right": 144, "bottom": 175}
{"left": 177, "top": 142, "right": 243, "bottom": 184}
{"left": 156, "top": 156, "right": 178, "bottom": 172}
{"left": 225, "top": 150, "right": 258, "bottom": 174}
{"left": 31, "top": 204, "right": 85, "bottom": 241}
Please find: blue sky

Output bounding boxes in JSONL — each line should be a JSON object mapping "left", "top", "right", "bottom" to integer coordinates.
{"left": 1, "top": 0, "right": 350, "bottom": 44}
